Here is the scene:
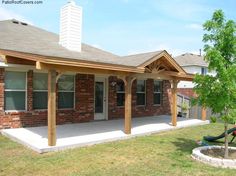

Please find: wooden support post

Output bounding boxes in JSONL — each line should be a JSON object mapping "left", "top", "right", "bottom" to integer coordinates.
{"left": 48, "top": 69, "right": 57, "bottom": 146}
{"left": 171, "top": 80, "right": 178, "bottom": 126}
{"left": 124, "top": 76, "right": 133, "bottom": 134}
{"left": 0, "top": 54, "right": 7, "bottom": 63}
{"left": 201, "top": 107, "right": 207, "bottom": 121}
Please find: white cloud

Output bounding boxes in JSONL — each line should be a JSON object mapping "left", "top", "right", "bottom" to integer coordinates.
{"left": 0, "top": 6, "right": 32, "bottom": 24}
{"left": 185, "top": 23, "right": 202, "bottom": 30}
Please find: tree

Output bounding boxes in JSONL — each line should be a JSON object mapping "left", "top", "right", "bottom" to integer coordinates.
{"left": 193, "top": 10, "right": 236, "bottom": 158}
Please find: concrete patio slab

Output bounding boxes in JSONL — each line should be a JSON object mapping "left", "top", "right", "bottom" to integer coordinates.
{"left": 1, "top": 115, "right": 209, "bottom": 153}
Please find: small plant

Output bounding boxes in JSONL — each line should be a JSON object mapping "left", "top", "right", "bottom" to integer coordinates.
{"left": 181, "top": 102, "right": 189, "bottom": 113}
{"left": 210, "top": 116, "right": 217, "bottom": 123}
{"left": 181, "top": 102, "right": 189, "bottom": 118}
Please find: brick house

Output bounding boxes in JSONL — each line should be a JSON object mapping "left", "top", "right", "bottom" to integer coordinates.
{"left": 0, "top": 1, "right": 193, "bottom": 146}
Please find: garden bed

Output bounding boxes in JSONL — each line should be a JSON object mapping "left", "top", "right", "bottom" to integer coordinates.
{"left": 192, "top": 146, "right": 236, "bottom": 169}
{"left": 201, "top": 147, "right": 236, "bottom": 159}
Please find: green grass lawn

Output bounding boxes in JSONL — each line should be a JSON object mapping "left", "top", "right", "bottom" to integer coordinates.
{"left": 0, "top": 123, "right": 236, "bottom": 176}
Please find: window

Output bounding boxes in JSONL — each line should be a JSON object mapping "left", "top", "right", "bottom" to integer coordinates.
{"left": 33, "top": 73, "right": 48, "bottom": 109}
{"left": 116, "top": 81, "right": 125, "bottom": 106}
{"left": 201, "top": 67, "right": 208, "bottom": 75}
{"left": 153, "top": 80, "right": 162, "bottom": 105}
{"left": 58, "top": 75, "right": 75, "bottom": 109}
{"left": 136, "top": 80, "right": 146, "bottom": 106}
{"left": 4, "top": 71, "right": 26, "bottom": 111}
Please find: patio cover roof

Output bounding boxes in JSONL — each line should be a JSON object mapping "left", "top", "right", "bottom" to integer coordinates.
{"left": 0, "top": 19, "right": 193, "bottom": 81}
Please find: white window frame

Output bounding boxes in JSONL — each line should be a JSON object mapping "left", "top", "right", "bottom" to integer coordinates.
{"left": 153, "top": 80, "right": 162, "bottom": 105}
{"left": 58, "top": 74, "right": 75, "bottom": 110}
{"left": 136, "top": 80, "right": 146, "bottom": 106}
{"left": 4, "top": 70, "right": 27, "bottom": 112}
{"left": 33, "top": 72, "right": 48, "bottom": 110}
{"left": 116, "top": 81, "right": 125, "bottom": 107}
{"left": 201, "top": 67, "right": 208, "bottom": 75}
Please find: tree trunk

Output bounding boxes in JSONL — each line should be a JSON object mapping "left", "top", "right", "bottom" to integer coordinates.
{"left": 224, "top": 121, "right": 229, "bottom": 159}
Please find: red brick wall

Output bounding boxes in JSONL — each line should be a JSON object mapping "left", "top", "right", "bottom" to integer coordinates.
{"left": 108, "top": 76, "right": 171, "bottom": 119}
{"left": 0, "top": 69, "right": 94, "bottom": 129}
{"left": 74, "top": 74, "right": 94, "bottom": 123}
{"left": 0, "top": 68, "right": 4, "bottom": 129}
{"left": 177, "top": 88, "right": 197, "bottom": 98}
{"left": 0, "top": 68, "right": 172, "bottom": 129}
{"left": 27, "top": 70, "right": 33, "bottom": 111}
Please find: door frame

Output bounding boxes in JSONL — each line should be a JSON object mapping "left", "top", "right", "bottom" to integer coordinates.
{"left": 94, "top": 76, "right": 109, "bottom": 120}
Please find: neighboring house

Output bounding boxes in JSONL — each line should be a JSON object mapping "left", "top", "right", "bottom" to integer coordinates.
{"left": 0, "top": 1, "right": 193, "bottom": 146}
{"left": 174, "top": 53, "right": 215, "bottom": 119}
{"left": 174, "top": 53, "right": 215, "bottom": 97}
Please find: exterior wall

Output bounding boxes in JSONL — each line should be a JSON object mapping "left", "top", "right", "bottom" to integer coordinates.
{"left": 177, "top": 66, "right": 197, "bottom": 98}
{"left": 108, "top": 76, "right": 171, "bottom": 119}
{"left": 0, "top": 68, "right": 172, "bottom": 129}
{"left": 0, "top": 68, "right": 94, "bottom": 129}
{"left": 178, "top": 66, "right": 201, "bottom": 88}
{"left": 177, "top": 88, "right": 197, "bottom": 98}
{"left": 178, "top": 65, "right": 216, "bottom": 88}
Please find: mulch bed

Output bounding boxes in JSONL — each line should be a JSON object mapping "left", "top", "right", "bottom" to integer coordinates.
{"left": 201, "top": 148, "right": 236, "bottom": 159}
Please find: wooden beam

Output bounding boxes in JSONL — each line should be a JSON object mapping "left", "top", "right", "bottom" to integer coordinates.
{"left": 36, "top": 61, "right": 130, "bottom": 77}
{"left": 124, "top": 76, "right": 134, "bottom": 134}
{"left": 0, "top": 49, "right": 144, "bottom": 73}
{"left": 171, "top": 80, "right": 178, "bottom": 126}
{"left": 132, "top": 71, "right": 193, "bottom": 81}
{"left": 131, "top": 73, "right": 173, "bottom": 80}
{"left": 154, "top": 68, "right": 166, "bottom": 74}
{"left": 48, "top": 69, "right": 57, "bottom": 146}
{"left": 4, "top": 56, "right": 35, "bottom": 65}
{"left": 56, "top": 72, "right": 64, "bottom": 83}
{"left": 201, "top": 107, "right": 207, "bottom": 121}
{"left": 162, "top": 71, "right": 194, "bottom": 81}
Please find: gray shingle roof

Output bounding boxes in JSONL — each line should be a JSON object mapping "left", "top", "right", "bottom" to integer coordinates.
{"left": 0, "top": 20, "right": 123, "bottom": 64}
{"left": 0, "top": 20, "right": 167, "bottom": 68}
{"left": 122, "top": 50, "right": 163, "bottom": 67}
{"left": 174, "top": 53, "right": 208, "bottom": 67}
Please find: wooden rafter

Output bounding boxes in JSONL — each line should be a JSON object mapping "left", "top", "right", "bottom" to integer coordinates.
{"left": 139, "top": 50, "right": 186, "bottom": 74}
{"left": 145, "top": 58, "right": 173, "bottom": 74}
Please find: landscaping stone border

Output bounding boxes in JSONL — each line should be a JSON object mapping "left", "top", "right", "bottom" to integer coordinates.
{"left": 192, "top": 146, "right": 236, "bottom": 169}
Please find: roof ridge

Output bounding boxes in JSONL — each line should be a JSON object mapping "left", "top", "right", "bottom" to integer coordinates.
{"left": 175, "top": 52, "right": 202, "bottom": 58}
{"left": 123, "top": 50, "right": 164, "bottom": 57}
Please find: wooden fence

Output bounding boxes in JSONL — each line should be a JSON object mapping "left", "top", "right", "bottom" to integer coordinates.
{"left": 177, "top": 94, "right": 215, "bottom": 119}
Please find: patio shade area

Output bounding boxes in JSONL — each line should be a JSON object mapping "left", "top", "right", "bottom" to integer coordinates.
{"left": 1, "top": 115, "right": 209, "bottom": 153}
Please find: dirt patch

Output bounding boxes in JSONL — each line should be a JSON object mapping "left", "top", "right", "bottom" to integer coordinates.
{"left": 201, "top": 148, "right": 236, "bottom": 159}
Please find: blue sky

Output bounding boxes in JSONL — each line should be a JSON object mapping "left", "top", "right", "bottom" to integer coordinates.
{"left": 0, "top": 0, "right": 235, "bottom": 56}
